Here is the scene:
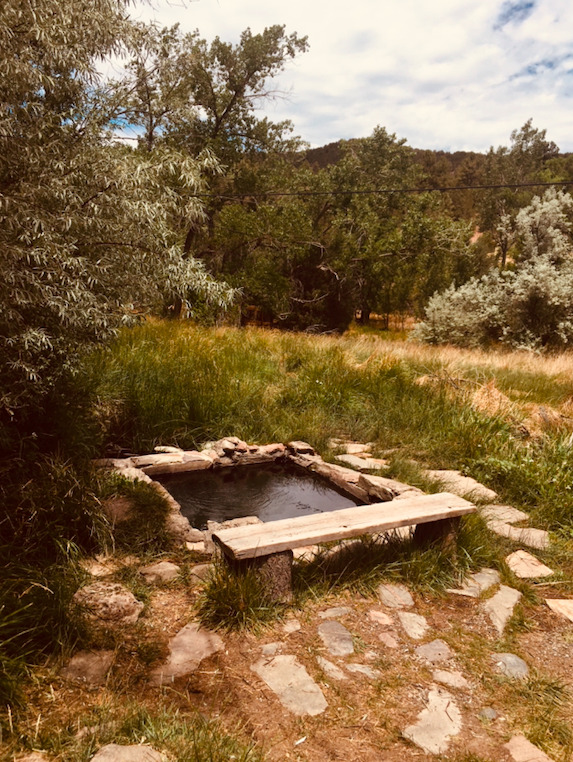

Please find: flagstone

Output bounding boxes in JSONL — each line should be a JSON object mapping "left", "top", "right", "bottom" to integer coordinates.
{"left": 506, "top": 550, "right": 553, "bottom": 579}
{"left": 252, "top": 655, "right": 328, "bottom": 716}
{"left": 483, "top": 585, "right": 522, "bottom": 635}
{"left": 545, "top": 598, "right": 573, "bottom": 623}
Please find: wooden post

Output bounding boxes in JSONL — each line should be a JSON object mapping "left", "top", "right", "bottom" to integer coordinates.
{"left": 412, "top": 515, "right": 461, "bottom": 555}
{"left": 223, "top": 550, "right": 294, "bottom": 604}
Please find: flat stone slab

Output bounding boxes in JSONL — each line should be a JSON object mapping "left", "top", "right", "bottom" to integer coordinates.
{"left": 149, "top": 623, "right": 224, "bottom": 686}
{"left": 73, "top": 582, "right": 144, "bottom": 627}
{"left": 377, "top": 583, "right": 414, "bottom": 609}
{"left": 318, "top": 620, "right": 354, "bottom": 656}
{"left": 261, "top": 642, "right": 283, "bottom": 656}
{"left": 318, "top": 606, "right": 352, "bottom": 619}
{"left": 504, "top": 734, "right": 554, "bottom": 762}
{"left": 397, "top": 611, "right": 429, "bottom": 640}
{"left": 346, "top": 663, "right": 380, "bottom": 679}
{"left": 447, "top": 568, "right": 500, "bottom": 598}
{"left": 432, "top": 669, "right": 469, "bottom": 690}
{"left": 424, "top": 470, "right": 497, "bottom": 501}
{"left": 140, "top": 561, "right": 181, "bottom": 584}
{"left": 317, "top": 656, "right": 347, "bottom": 681}
{"left": 487, "top": 521, "right": 550, "bottom": 550}
{"left": 415, "top": 639, "right": 453, "bottom": 664}
{"left": 483, "top": 585, "right": 522, "bottom": 635}
{"left": 368, "top": 609, "right": 394, "bottom": 626}
{"left": 91, "top": 745, "right": 164, "bottom": 761}
{"left": 378, "top": 632, "right": 400, "bottom": 649}
{"left": 335, "top": 454, "right": 388, "bottom": 471}
{"left": 403, "top": 686, "right": 462, "bottom": 754}
{"left": 283, "top": 618, "right": 302, "bottom": 634}
{"left": 545, "top": 599, "right": 573, "bottom": 622}
{"left": 60, "top": 650, "right": 114, "bottom": 686}
{"left": 252, "top": 654, "right": 327, "bottom": 716}
{"left": 506, "top": 550, "right": 553, "bottom": 579}
{"left": 482, "top": 505, "right": 530, "bottom": 524}
{"left": 492, "top": 653, "right": 529, "bottom": 679}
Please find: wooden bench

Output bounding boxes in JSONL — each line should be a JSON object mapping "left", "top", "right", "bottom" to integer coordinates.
{"left": 212, "top": 492, "right": 476, "bottom": 601}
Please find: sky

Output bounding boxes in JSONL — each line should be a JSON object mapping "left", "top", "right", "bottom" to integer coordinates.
{"left": 129, "top": 0, "right": 573, "bottom": 153}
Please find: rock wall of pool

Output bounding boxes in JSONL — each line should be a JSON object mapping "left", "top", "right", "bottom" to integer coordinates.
{"left": 94, "top": 439, "right": 424, "bottom": 553}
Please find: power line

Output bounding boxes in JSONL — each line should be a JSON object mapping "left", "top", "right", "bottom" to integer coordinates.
{"left": 194, "top": 180, "right": 573, "bottom": 200}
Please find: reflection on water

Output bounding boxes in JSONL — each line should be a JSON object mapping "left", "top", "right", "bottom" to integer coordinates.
{"left": 156, "top": 462, "right": 359, "bottom": 529}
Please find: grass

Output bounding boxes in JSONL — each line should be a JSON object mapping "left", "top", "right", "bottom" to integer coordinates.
{"left": 16, "top": 703, "right": 262, "bottom": 762}
{"left": 197, "top": 559, "right": 286, "bottom": 632}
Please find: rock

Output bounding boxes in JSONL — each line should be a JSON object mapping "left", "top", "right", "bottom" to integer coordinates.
{"left": 492, "top": 653, "right": 529, "bottom": 679}
{"left": 424, "top": 469, "right": 497, "bottom": 501}
{"left": 318, "top": 620, "right": 354, "bottom": 656}
{"left": 447, "top": 568, "right": 500, "bottom": 598}
{"left": 91, "top": 744, "right": 164, "bottom": 761}
{"left": 261, "top": 642, "right": 283, "bottom": 656}
{"left": 149, "top": 623, "right": 224, "bottom": 686}
{"left": 311, "top": 462, "right": 370, "bottom": 501}
{"left": 346, "top": 663, "right": 380, "bottom": 679}
{"left": 251, "top": 654, "right": 327, "bottom": 716}
{"left": 283, "top": 618, "right": 301, "bottom": 634}
{"left": 368, "top": 609, "right": 394, "bottom": 626}
{"left": 317, "top": 656, "right": 347, "bottom": 681}
{"left": 140, "top": 561, "right": 180, "bottom": 584}
{"left": 487, "top": 521, "right": 550, "bottom": 550}
{"left": 130, "top": 452, "right": 184, "bottom": 468}
{"left": 154, "top": 446, "right": 183, "bottom": 454}
{"left": 479, "top": 707, "right": 498, "bottom": 721}
{"left": 506, "top": 550, "right": 553, "bottom": 579}
{"left": 504, "top": 735, "right": 554, "bottom": 762}
{"left": 185, "top": 541, "right": 207, "bottom": 553}
{"left": 164, "top": 511, "right": 201, "bottom": 545}
{"left": 335, "top": 454, "right": 388, "bottom": 471}
{"left": 73, "top": 582, "right": 144, "bottom": 627}
{"left": 318, "top": 606, "right": 352, "bottom": 619}
{"left": 397, "top": 611, "right": 429, "bottom": 640}
{"left": 483, "top": 585, "right": 522, "bottom": 636}
{"left": 189, "top": 563, "right": 211, "bottom": 583}
{"left": 292, "top": 544, "right": 321, "bottom": 561}
{"left": 358, "top": 473, "right": 422, "bottom": 501}
{"left": 204, "top": 515, "right": 262, "bottom": 553}
{"left": 378, "top": 632, "right": 400, "bottom": 649}
{"left": 415, "top": 639, "right": 453, "bottom": 664}
{"left": 102, "top": 496, "right": 134, "bottom": 524}
{"left": 377, "top": 583, "right": 414, "bottom": 609}
{"left": 287, "top": 441, "right": 315, "bottom": 455}
{"left": 433, "top": 670, "right": 469, "bottom": 690}
{"left": 142, "top": 452, "right": 213, "bottom": 476}
{"left": 80, "top": 557, "right": 117, "bottom": 578}
{"left": 545, "top": 598, "right": 573, "bottom": 623}
{"left": 481, "top": 504, "right": 530, "bottom": 524}
{"left": 402, "top": 686, "right": 462, "bottom": 754}
{"left": 113, "top": 466, "right": 153, "bottom": 484}
{"left": 60, "top": 650, "right": 114, "bottom": 686}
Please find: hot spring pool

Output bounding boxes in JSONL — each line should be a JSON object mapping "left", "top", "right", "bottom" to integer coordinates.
{"left": 155, "top": 461, "right": 360, "bottom": 529}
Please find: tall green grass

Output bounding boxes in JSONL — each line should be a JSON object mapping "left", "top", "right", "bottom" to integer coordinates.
{"left": 85, "top": 323, "right": 513, "bottom": 461}
{"left": 81, "top": 322, "right": 573, "bottom": 535}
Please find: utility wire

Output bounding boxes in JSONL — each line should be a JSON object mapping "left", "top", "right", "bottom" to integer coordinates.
{"left": 193, "top": 180, "right": 573, "bottom": 200}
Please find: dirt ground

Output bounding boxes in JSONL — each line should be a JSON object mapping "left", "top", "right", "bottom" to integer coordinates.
{"left": 9, "top": 551, "right": 573, "bottom": 762}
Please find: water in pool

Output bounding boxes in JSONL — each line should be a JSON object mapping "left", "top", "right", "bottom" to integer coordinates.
{"left": 156, "top": 462, "right": 360, "bottom": 529}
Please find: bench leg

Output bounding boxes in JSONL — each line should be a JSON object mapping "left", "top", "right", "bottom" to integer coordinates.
{"left": 223, "top": 550, "right": 294, "bottom": 604}
{"left": 412, "top": 516, "right": 461, "bottom": 554}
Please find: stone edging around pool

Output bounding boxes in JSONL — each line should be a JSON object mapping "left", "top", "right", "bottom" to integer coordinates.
{"left": 94, "top": 439, "right": 423, "bottom": 551}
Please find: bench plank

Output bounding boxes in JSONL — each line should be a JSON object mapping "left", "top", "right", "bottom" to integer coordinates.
{"left": 212, "top": 492, "right": 475, "bottom": 560}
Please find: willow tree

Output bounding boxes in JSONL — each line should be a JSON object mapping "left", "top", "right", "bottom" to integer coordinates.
{"left": 0, "top": 0, "right": 233, "bottom": 443}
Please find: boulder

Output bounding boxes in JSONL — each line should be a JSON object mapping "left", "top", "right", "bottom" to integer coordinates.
{"left": 73, "top": 582, "right": 144, "bottom": 627}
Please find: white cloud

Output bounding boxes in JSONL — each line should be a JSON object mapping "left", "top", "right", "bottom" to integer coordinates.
{"left": 129, "top": 0, "right": 573, "bottom": 152}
